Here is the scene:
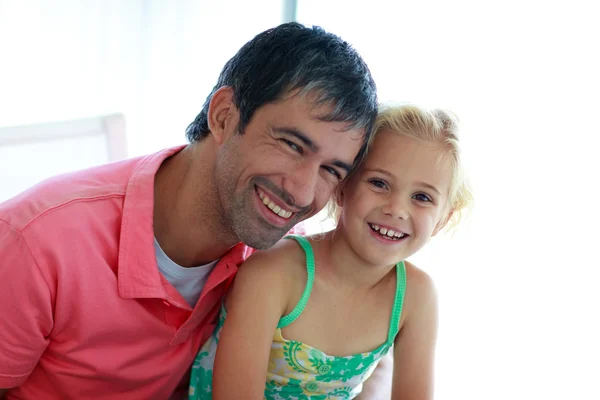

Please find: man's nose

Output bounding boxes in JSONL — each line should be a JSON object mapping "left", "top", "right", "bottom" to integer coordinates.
{"left": 282, "top": 162, "right": 320, "bottom": 209}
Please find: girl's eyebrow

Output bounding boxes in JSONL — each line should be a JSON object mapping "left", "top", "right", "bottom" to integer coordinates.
{"left": 416, "top": 181, "right": 441, "bottom": 195}
{"left": 364, "top": 168, "right": 442, "bottom": 195}
{"left": 363, "top": 167, "right": 393, "bottom": 177}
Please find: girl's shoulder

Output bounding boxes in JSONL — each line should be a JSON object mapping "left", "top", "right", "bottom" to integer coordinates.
{"left": 240, "top": 235, "right": 313, "bottom": 317}
{"left": 243, "top": 235, "right": 311, "bottom": 273}
{"left": 401, "top": 261, "right": 437, "bottom": 320}
{"left": 403, "top": 260, "right": 435, "bottom": 291}
{"left": 238, "top": 235, "right": 311, "bottom": 291}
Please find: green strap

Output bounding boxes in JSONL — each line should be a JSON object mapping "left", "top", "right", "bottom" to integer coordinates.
{"left": 277, "top": 235, "right": 316, "bottom": 329}
{"left": 387, "top": 261, "right": 407, "bottom": 344}
{"left": 278, "top": 235, "right": 407, "bottom": 343}
{"left": 277, "top": 235, "right": 315, "bottom": 329}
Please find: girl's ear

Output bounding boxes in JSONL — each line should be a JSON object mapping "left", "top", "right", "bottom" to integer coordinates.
{"left": 336, "top": 187, "right": 344, "bottom": 207}
{"left": 432, "top": 209, "right": 454, "bottom": 237}
{"left": 336, "top": 176, "right": 352, "bottom": 208}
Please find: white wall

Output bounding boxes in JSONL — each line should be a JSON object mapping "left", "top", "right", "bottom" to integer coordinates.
{"left": 298, "top": 1, "right": 600, "bottom": 399}
{"left": 1, "top": 1, "right": 598, "bottom": 397}
{"left": 0, "top": 0, "right": 284, "bottom": 200}
{"left": 0, "top": 0, "right": 284, "bottom": 153}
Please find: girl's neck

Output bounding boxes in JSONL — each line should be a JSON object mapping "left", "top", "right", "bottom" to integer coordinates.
{"left": 313, "top": 228, "right": 397, "bottom": 292}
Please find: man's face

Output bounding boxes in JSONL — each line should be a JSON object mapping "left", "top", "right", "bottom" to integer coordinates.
{"left": 214, "top": 91, "right": 364, "bottom": 249}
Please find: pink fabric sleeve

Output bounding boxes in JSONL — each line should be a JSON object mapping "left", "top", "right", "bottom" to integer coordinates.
{"left": 0, "top": 220, "right": 53, "bottom": 388}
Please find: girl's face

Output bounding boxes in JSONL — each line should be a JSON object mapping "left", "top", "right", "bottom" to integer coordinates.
{"left": 339, "top": 129, "right": 453, "bottom": 267}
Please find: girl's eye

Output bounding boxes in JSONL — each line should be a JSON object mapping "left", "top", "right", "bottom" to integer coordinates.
{"left": 368, "top": 179, "right": 388, "bottom": 189}
{"left": 413, "top": 193, "right": 432, "bottom": 203}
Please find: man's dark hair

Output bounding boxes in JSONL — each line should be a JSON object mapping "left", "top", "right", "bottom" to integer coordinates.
{"left": 185, "top": 22, "right": 378, "bottom": 163}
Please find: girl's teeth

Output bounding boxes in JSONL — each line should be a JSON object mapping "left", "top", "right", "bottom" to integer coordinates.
{"left": 370, "top": 223, "right": 405, "bottom": 239}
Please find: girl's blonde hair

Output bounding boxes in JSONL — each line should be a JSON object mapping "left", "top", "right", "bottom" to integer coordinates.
{"left": 332, "top": 104, "right": 473, "bottom": 231}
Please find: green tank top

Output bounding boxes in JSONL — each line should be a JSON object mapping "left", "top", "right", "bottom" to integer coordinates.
{"left": 189, "top": 235, "right": 407, "bottom": 399}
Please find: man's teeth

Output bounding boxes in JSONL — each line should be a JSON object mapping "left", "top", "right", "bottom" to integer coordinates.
{"left": 369, "top": 224, "right": 406, "bottom": 239}
{"left": 258, "top": 190, "right": 293, "bottom": 219}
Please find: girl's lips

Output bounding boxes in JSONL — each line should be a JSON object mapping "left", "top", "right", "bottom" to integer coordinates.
{"left": 367, "top": 222, "right": 410, "bottom": 244}
{"left": 368, "top": 222, "right": 408, "bottom": 239}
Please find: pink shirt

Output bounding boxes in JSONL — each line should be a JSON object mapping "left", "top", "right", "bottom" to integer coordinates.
{"left": 0, "top": 146, "right": 251, "bottom": 399}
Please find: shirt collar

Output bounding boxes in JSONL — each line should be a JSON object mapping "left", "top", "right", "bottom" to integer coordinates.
{"left": 115, "top": 145, "right": 256, "bottom": 300}
{"left": 117, "top": 146, "right": 185, "bottom": 299}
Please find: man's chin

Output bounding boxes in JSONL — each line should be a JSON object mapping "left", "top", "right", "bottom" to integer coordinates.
{"left": 235, "top": 225, "right": 289, "bottom": 250}
{"left": 240, "top": 235, "right": 282, "bottom": 250}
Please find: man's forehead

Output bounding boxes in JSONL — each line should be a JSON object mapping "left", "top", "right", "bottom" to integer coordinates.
{"left": 274, "top": 88, "right": 360, "bottom": 130}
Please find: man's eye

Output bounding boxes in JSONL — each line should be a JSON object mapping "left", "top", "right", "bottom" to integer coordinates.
{"left": 323, "top": 166, "right": 341, "bottom": 180}
{"left": 283, "top": 139, "right": 302, "bottom": 154}
{"left": 413, "top": 193, "right": 432, "bottom": 203}
{"left": 368, "top": 179, "right": 388, "bottom": 189}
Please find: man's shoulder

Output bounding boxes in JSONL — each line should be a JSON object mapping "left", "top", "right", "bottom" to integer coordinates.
{"left": 0, "top": 156, "right": 143, "bottom": 231}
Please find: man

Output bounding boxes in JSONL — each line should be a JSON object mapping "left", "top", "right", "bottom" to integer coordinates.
{"left": 0, "top": 23, "right": 379, "bottom": 399}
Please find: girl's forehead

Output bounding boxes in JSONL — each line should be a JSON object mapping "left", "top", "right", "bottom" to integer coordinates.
{"left": 366, "top": 131, "right": 435, "bottom": 162}
{"left": 362, "top": 131, "right": 453, "bottom": 190}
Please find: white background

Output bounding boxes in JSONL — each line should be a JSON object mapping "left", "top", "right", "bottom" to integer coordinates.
{"left": 297, "top": 1, "right": 600, "bottom": 398}
{"left": 1, "top": 0, "right": 599, "bottom": 398}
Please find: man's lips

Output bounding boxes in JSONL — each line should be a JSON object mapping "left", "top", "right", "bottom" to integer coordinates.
{"left": 256, "top": 187, "right": 295, "bottom": 219}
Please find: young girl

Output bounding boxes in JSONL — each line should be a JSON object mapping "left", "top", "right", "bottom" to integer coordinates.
{"left": 189, "top": 104, "right": 473, "bottom": 399}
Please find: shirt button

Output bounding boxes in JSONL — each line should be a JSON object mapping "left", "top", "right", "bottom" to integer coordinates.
{"left": 305, "top": 382, "right": 319, "bottom": 392}
{"left": 317, "top": 364, "right": 331, "bottom": 375}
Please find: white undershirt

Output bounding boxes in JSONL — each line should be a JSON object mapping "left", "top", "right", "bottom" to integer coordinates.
{"left": 154, "top": 237, "right": 218, "bottom": 308}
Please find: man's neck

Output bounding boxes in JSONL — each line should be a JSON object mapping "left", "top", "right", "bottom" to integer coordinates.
{"left": 153, "top": 142, "right": 239, "bottom": 267}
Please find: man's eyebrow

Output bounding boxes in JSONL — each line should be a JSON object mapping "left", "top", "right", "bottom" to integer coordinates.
{"left": 273, "top": 127, "right": 318, "bottom": 152}
{"left": 274, "top": 126, "right": 353, "bottom": 174}
{"left": 333, "top": 160, "right": 353, "bottom": 175}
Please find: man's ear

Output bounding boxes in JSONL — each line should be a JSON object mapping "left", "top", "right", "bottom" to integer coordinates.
{"left": 432, "top": 209, "right": 454, "bottom": 237}
{"left": 207, "top": 86, "right": 238, "bottom": 145}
